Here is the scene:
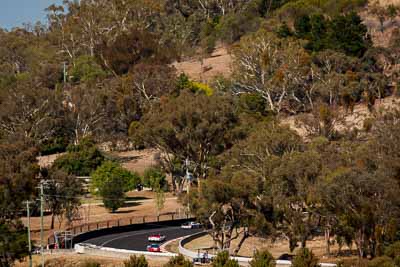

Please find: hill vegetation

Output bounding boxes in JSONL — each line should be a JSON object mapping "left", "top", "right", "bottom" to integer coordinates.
{"left": 1, "top": 0, "right": 400, "bottom": 266}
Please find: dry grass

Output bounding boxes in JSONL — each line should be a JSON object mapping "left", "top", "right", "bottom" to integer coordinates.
{"left": 14, "top": 253, "right": 170, "bottom": 267}
{"left": 184, "top": 233, "right": 357, "bottom": 263}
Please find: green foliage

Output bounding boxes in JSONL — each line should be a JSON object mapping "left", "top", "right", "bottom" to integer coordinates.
{"left": 385, "top": 241, "right": 400, "bottom": 259}
{"left": 0, "top": 220, "right": 28, "bottom": 266}
{"left": 45, "top": 168, "right": 83, "bottom": 228}
{"left": 40, "top": 136, "right": 69, "bottom": 156}
{"left": 164, "top": 254, "right": 193, "bottom": 267}
{"left": 70, "top": 55, "right": 106, "bottom": 83}
{"left": 293, "top": 12, "right": 370, "bottom": 57}
{"left": 92, "top": 161, "right": 140, "bottom": 193}
{"left": 212, "top": 251, "right": 239, "bottom": 267}
{"left": 176, "top": 74, "right": 213, "bottom": 96}
{"left": 250, "top": 250, "right": 276, "bottom": 267}
{"left": 291, "top": 248, "right": 319, "bottom": 267}
{"left": 142, "top": 167, "right": 167, "bottom": 191}
{"left": 367, "top": 256, "right": 396, "bottom": 267}
{"left": 91, "top": 161, "right": 140, "bottom": 212}
{"left": 124, "top": 255, "right": 149, "bottom": 267}
{"left": 53, "top": 139, "right": 104, "bottom": 176}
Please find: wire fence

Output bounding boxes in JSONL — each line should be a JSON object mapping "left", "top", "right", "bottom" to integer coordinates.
{"left": 47, "top": 210, "right": 192, "bottom": 246}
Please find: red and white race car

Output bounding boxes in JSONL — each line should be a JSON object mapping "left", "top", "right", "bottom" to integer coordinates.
{"left": 148, "top": 234, "right": 166, "bottom": 242}
{"left": 147, "top": 244, "right": 161, "bottom": 252}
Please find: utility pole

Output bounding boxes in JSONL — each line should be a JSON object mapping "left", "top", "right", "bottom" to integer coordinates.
{"left": 25, "top": 201, "right": 32, "bottom": 267}
{"left": 39, "top": 180, "right": 45, "bottom": 267}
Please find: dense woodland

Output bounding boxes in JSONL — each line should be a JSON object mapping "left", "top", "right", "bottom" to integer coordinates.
{"left": 1, "top": 0, "right": 400, "bottom": 266}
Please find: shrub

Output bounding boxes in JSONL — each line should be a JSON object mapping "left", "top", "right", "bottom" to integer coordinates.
{"left": 292, "top": 248, "right": 319, "bottom": 267}
{"left": 212, "top": 251, "right": 239, "bottom": 267}
{"left": 250, "top": 250, "right": 276, "bottom": 267}
{"left": 163, "top": 254, "right": 193, "bottom": 267}
{"left": 70, "top": 55, "right": 106, "bottom": 83}
{"left": 367, "top": 256, "right": 396, "bottom": 267}
{"left": 385, "top": 241, "right": 400, "bottom": 259}
{"left": 124, "top": 255, "right": 148, "bottom": 267}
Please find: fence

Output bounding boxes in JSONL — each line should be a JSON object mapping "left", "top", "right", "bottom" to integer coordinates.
{"left": 47, "top": 211, "right": 192, "bottom": 245}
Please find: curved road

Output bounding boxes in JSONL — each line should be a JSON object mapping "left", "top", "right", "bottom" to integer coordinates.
{"left": 83, "top": 223, "right": 203, "bottom": 251}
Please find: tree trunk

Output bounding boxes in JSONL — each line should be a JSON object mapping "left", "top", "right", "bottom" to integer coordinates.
{"left": 325, "top": 228, "right": 331, "bottom": 256}
{"left": 51, "top": 214, "right": 55, "bottom": 230}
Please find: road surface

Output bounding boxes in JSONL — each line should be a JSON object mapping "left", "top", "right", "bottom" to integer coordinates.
{"left": 82, "top": 223, "right": 202, "bottom": 251}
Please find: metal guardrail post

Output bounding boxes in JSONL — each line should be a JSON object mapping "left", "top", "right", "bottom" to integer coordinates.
{"left": 130, "top": 218, "right": 132, "bottom": 225}
{"left": 117, "top": 220, "right": 120, "bottom": 227}
{"left": 143, "top": 216, "right": 145, "bottom": 223}
{"left": 107, "top": 221, "right": 109, "bottom": 228}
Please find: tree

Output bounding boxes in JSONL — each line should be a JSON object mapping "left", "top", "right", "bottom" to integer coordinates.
{"left": 327, "top": 12, "right": 371, "bottom": 57}
{"left": 0, "top": 220, "right": 28, "bottom": 267}
{"left": 0, "top": 139, "right": 39, "bottom": 220}
{"left": 44, "top": 168, "right": 83, "bottom": 229}
{"left": 52, "top": 139, "right": 104, "bottom": 176}
{"left": 250, "top": 250, "right": 276, "bottom": 267}
{"left": 124, "top": 255, "right": 149, "bottom": 267}
{"left": 291, "top": 248, "right": 319, "bottom": 267}
{"left": 131, "top": 91, "right": 239, "bottom": 191}
{"left": 154, "top": 187, "right": 166, "bottom": 216}
{"left": 232, "top": 30, "right": 313, "bottom": 113}
{"left": 91, "top": 161, "right": 140, "bottom": 212}
{"left": 142, "top": 167, "right": 167, "bottom": 191}
{"left": 164, "top": 254, "right": 193, "bottom": 267}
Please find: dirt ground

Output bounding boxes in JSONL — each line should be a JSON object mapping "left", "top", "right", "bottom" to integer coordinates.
{"left": 173, "top": 46, "right": 232, "bottom": 83}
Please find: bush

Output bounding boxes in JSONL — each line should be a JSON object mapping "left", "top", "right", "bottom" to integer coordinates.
{"left": 70, "top": 55, "right": 106, "bottom": 83}
{"left": 367, "top": 256, "right": 396, "bottom": 267}
{"left": 212, "top": 251, "right": 239, "bottom": 267}
{"left": 292, "top": 248, "right": 319, "bottom": 267}
{"left": 250, "top": 250, "right": 276, "bottom": 267}
{"left": 124, "top": 255, "right": 148, "bottom": 267}
{"left": 142, "top": 167, "right": 167, "bottom": 191}
{"left": 163, "top": 254, "right": 193, "bottom": 267}
{"left": 53, "top": 138, "right": 104, "bottom": 176}
{"left": 385, "top": 241, "right": 400, "bottom": 259}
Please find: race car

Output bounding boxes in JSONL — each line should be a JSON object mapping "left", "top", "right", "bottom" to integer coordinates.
{"left": 148, "top": 234, "right": 166, "bottom": 242}
{"left": 181, "top": 221, "right": 202, "bottom": 229}
{"left": 147, "top": 244, "right": 161, "bottom": 252}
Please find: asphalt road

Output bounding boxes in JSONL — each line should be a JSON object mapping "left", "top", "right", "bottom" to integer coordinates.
{"left": 83, "top": 223, "right": 203, "bottom": 251}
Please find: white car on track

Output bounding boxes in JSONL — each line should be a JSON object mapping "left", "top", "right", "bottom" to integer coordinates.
{"left": 148, "top": 234, "right": 166, "bottom": 242}
{"left": 181, "top": 221, "right": 201, "bottom": 229}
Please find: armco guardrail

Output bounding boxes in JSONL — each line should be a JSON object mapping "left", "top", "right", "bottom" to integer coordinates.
{"left": 48, "top": 211, "right": 192, "bottom": 245}
{"left": 178, "top": 232, "right": 336, "bottom": 267}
